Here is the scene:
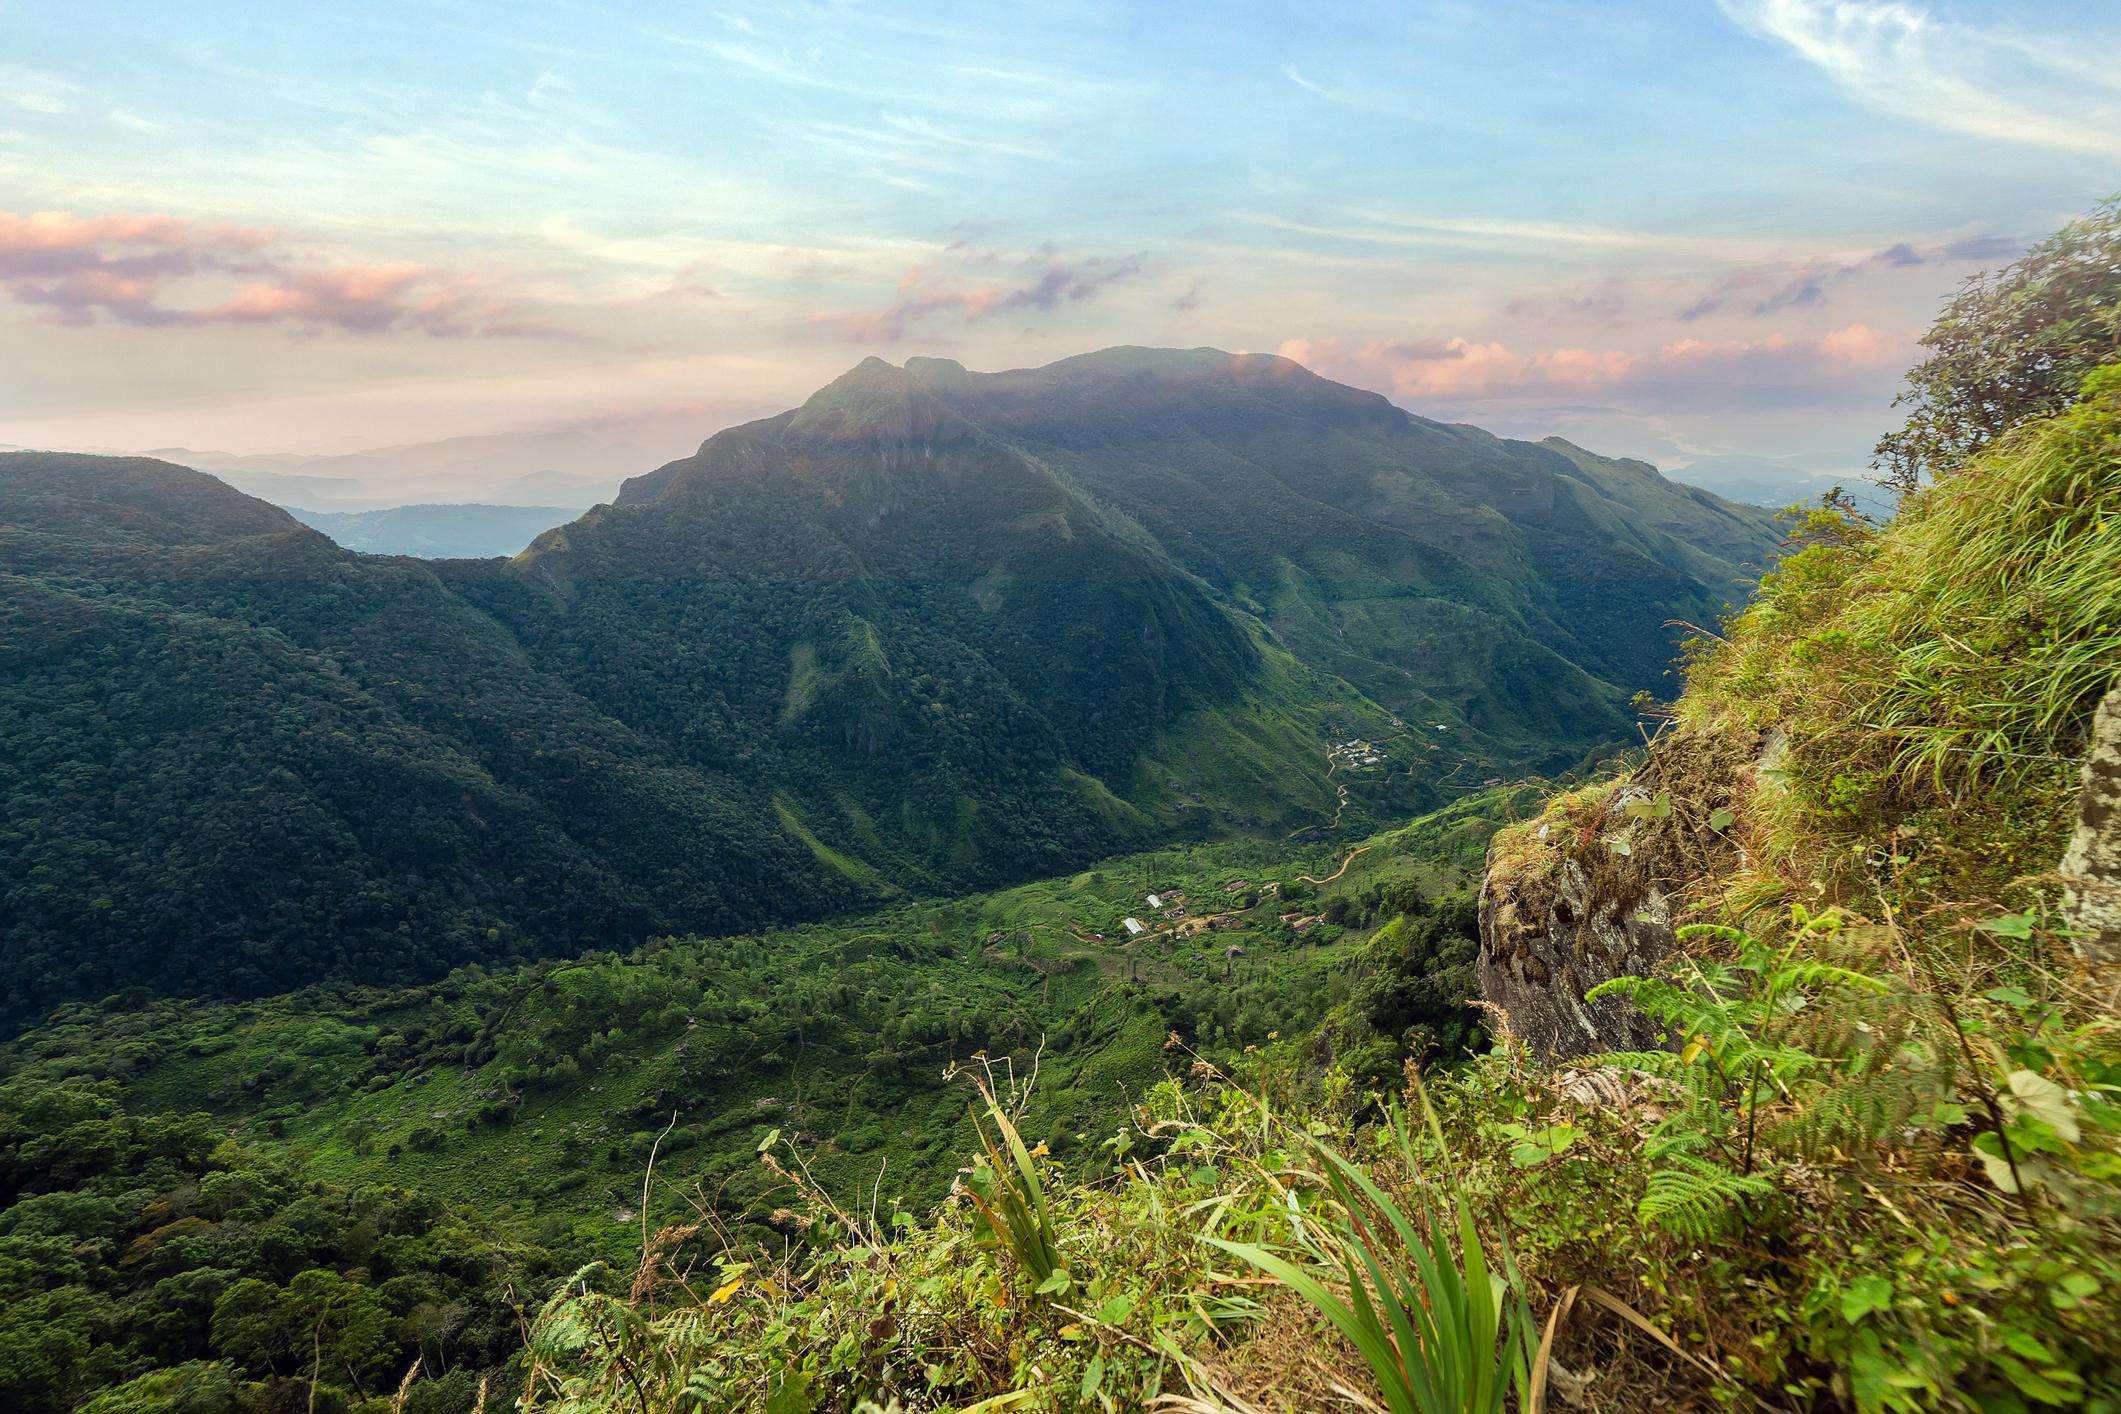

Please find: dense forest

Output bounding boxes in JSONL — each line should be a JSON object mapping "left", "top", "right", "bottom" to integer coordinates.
{"left": 0, "top": 1081, "right": 547, "bottom": 1414}
{"left": 0, "top": 798, "right": 1512, "bottom": 1411}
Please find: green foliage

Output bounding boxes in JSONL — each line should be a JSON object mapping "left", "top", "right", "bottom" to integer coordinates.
{"left": 1586, "top": 911, "right": 1935, "bottom": 1238}
{"left": 961, "top": 1080, "right": 1067, "bottom": 1292}
{"left": 1343, "top": 895, "right": 1487, "bottom": 1090}
{"left": 1689, "top": 364, "right": 2121, "bottom": 909}
{"left": 0, "top": 1080, "right": 543, "bottom": 1414}
{"left": 1875, "top": 194, "right": 2121, "bottom": 490}
{"left": 5, "top": 821, "right": 1480, "bottom": 1271}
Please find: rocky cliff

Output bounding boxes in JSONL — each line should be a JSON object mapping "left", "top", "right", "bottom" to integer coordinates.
{"left": 1477, "top": 724, "right": 1760, "bottom": 1060}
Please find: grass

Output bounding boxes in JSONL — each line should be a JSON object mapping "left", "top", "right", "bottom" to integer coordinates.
{"left": 1206, "top": 1094, "right": 1543, "bottom": 1414}
{"left": 1678, "top": 371, "right": 2121, "bottom": 917}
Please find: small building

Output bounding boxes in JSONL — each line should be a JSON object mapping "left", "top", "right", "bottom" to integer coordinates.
{"left": 1122, "top": 917, "right": 1147, "bottom": 936}
{"left": 1146, "top": 893, "right": 1163, "bottom": 909}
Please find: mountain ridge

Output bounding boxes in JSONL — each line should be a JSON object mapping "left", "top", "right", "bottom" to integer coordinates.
{"left": 0, "top": 346, "right": 1777, "bottom": 1025}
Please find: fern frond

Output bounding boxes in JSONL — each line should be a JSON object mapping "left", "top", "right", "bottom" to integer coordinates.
{"left": 1577, "top": 1050, "right": 1689, "bottom": 1079}
{"left": 1773, "top": 961, "right": 1891, "bottom": 995}
{"left": 1637, "top": 1154, "right": 1776, "bottom": 1239}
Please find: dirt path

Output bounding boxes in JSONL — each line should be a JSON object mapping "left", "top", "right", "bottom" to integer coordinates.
{"left": 1298, "top": 844, "right": 1370, "bottom": 885}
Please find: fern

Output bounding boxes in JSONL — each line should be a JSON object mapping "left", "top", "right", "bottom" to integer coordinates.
{"left": 1581, "top": 912, "right": 1928, "bottom": 1238}
{"left": 1637, "top": 1152, "right": 1777, "bottom": 1239}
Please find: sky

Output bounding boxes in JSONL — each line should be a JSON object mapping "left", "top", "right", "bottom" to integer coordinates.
{"left": 1, "top": 0, "right": 2116, "bottom": 482}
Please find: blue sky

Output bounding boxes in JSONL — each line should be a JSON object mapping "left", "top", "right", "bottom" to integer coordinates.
{"left": 1, "top": 0, "right": 2114, "bottom": 478}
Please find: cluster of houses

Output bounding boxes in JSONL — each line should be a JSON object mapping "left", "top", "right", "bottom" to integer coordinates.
{"left": 1327, "top": 738, "right": 1388, "bottom": 769}
{"left": 1120, "top": 886, "right": 1191, "bottom": 936}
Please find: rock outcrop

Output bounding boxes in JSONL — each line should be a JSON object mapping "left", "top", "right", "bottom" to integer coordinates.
{"left": 1478, "top": 726, "right": 1756, "bottom": 1060}
{"left": 2061, "top": 680, "right": 2121, "bottom": 963}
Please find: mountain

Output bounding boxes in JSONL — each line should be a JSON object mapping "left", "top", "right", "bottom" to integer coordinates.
{"left": 140, "top": 408, "right": 716, "bottom": 510}
{"left": 0, "top": 347, "right": 1777, "bottom": 1026}
{"left": 0, "top": 453, "right": 856, "bottom": 1024}
{"left": 286, "top": 502, "right": 585, "bottom": 558}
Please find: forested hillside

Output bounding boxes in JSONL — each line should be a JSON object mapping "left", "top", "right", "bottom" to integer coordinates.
{"left": 0, "top": 791, "right": 1523, "bottom": 1413}
{"left": 0, "top": 455, "right": 850, "bottom": 1025}
{"left": 0, "top": 351, "right": 1771, "bottom": 1028}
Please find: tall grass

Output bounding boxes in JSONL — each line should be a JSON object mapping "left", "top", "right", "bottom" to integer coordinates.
{"left": 1694, "top": 367, "right": 2121, "bottom": 807}
{"left": 962, "top": 1078, "right": 1067, "bottom": 1289}
{"left": 1205, "top": 1095, "right": 1542, "bottom": 1414}
{"left": 1842, "top": 368, "right": 2121, "bottom": 792}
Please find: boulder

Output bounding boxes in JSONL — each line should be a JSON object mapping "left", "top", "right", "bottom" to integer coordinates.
{"left": 1479, "top": 784, "right": 1678, "bottom": 1059}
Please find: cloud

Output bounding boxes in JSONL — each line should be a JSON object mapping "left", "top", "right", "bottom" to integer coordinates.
{"left": 0, "top": 64, "right": 88, "bottom": 117}
{"left": 1503, "top": 276, "right": 1631, "bottom": 325}
{"left": 1283, "top": 65, "right": 1363, "bottom": 107}
{"left": 1, "top": 208, "right": 547, "bottom": 337}
{"left": 1722, "top": 0, "right": 2121, "bottom": 155}
{"left": 819, "top": 251, "right": 1149, "bottom": 343}
{"left": 1280, "top": 322, "right": 1910, "bottom": 410}
{"left": 1675, "top": 231, "right": 2023, "bottom": 320}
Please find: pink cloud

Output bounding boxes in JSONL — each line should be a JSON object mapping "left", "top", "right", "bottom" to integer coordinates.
{"left": 203, "top": 263, "right": 431, "bottom": 331}
{"left": 1, "top": 208, "right": 549, "bottom": 338}
{"left": 1279, "top": 336, "right": 1638, "bottom": 398}
{"left": 1280, "top": 323, "right": 1914, "bottom": 410}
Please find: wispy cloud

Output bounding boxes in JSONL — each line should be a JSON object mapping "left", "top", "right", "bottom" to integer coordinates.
{"left": 0, "top": 63, "right": 87, "bottom": 116}
{"left": 1722, "top": 0, "right": 2121, "bottom": 155}
{"left": 1675, "top": 232, "right": 2024, "bottom": 321}
{"left": 819, "top": 250, "right": 1149, "bottom": 343}
{"left": 1283, "top": 64, "right": 1362, "bottom": 107}
{"left": 1249, "top": 211, "right": 1795, "bottom": 263}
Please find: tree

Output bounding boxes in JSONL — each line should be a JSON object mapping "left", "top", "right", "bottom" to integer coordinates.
{"left": 1874, "top": 195, "right": 2121, "bottom": 492}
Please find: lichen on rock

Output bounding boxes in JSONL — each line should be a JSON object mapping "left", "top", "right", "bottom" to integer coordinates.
{"left": 1478, "top": 723, "right": 1758, "bottom": 1061}
{"left": 2061, "top": 680, "right": 2121, "bottom": 963}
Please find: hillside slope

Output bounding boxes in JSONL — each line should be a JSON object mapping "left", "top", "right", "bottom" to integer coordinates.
{"left": 0, "top": 454, "right": 851, "bottom": 1024}
{"left": 1, "top": 349, "right": 1771, "bottom": 1024}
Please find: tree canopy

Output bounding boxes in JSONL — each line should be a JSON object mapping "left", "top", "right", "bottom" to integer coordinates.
{"left": 1875, "top": 194, "right": 2121, "bottom": 491}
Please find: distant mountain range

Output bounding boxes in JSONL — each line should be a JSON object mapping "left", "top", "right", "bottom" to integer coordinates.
{"left": 1666, "top": 453, "right": 1898, "bottom": 518}
{"left": 285, "top": 503, "right": 583, "bottom": 558}
{"left": 0, "top": 347, "right": 1779, "bottom": 1025}
{"left": 13, "top": 404, "right": 735, "bottom": 510}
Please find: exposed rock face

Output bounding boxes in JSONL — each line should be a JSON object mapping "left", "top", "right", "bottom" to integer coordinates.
{"left": 1479, "top": 784, "right": 1679, "bottom": 1060}
{"left": 2061, "top": 680, "right": 2121, "bottom": 963}
{"left": 1479, "top": 725, "right": 1758, "bottom": 1061}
